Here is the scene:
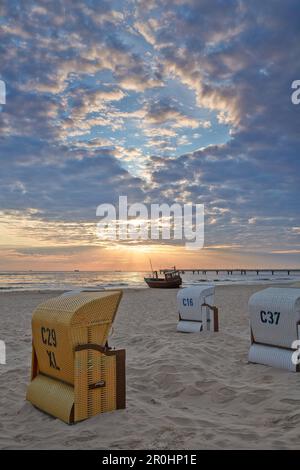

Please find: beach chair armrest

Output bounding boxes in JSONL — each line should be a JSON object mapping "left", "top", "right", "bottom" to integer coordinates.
{"left": 75, "top": 343, "right": 117, "bottom": 356}
{"left": 201, "top": 303, "right": 219, "bottom": 332}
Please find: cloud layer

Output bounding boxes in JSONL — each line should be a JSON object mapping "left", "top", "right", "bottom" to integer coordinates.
{"left": 1, "top": 0, "right": 300, "bottom": 267}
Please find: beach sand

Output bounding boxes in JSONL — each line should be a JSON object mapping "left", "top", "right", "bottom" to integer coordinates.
{"left": 1, "top": 284, "right": 300, "bottom": 450}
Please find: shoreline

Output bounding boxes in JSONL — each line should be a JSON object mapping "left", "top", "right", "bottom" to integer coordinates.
{"left": 0, "top": 278, "right": 298, "bottom": 294}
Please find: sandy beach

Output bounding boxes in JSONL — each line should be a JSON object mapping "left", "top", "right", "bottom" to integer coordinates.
{"left": 1, "top": 284, "right": 300, "bottom": 450}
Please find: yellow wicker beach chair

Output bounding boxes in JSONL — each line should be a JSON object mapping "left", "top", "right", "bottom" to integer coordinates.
{"left": 26, "top": 290, "right": 125, "bottom": 423}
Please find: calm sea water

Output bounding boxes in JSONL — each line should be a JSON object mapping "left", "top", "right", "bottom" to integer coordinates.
{"left": 0, "top": 270, "right": 299, "bottom": 291}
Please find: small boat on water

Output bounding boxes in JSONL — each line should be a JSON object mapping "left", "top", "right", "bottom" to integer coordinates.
{"left": 144, "top": 269, "right": 182, "bottom": 289}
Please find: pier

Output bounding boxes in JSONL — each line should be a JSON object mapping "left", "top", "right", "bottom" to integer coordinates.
{"left": 160, "top": 268, "right": 300, "bottom": 276}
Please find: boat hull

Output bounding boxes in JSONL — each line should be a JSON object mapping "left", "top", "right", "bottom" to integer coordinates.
{"left": 144, "top": 277, "right": 182, "bottom": 289}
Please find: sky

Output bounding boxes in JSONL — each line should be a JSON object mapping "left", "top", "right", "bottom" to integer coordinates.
{"left": 0, "top": 0, "right": 300, "bottom": 271}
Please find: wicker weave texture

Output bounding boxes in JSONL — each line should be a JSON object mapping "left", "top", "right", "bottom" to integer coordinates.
{"left": 26, "top": 374, "right": 74, "bottom": 423}
{"left": 31, "top": 291, "right": 122, "bottom": 384}
{"left": 248, "top": 344, "right": 298, "bottom": 372}
{"left": 249, "top": 288, "right": 300, "bottom": 348}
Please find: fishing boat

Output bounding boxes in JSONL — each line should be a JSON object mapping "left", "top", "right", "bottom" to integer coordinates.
{"left": 144, "top": 269, "right": 182, "bottom": 289}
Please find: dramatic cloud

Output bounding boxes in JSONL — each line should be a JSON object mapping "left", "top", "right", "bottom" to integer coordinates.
{"left": 0, "top": 0, "right": 300, "bottom": 267}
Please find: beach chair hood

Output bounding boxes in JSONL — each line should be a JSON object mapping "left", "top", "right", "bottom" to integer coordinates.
{"left": 249, "top": 287, "right": 300, "bottom": 348}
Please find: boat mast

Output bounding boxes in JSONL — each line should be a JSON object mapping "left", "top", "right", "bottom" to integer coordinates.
{"left": 149, "top": 258, "right": 154, "bottom": 275}
{"left": 149, "top": 258, "right": 158, "bottom": 278}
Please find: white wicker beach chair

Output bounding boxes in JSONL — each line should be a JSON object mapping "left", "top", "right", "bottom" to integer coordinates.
{"left": 248, "top": 287, "right": 300, "bottom": 371}
{"left": 177, "top": 286, "right": 219, "bottom": 333}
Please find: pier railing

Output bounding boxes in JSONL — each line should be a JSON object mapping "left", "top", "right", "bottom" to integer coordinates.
{"left": 160, "top": 269, "right": 300, "bottom": 275}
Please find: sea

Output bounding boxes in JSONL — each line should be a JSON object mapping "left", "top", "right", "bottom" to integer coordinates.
{"left": 0, "top": 270, "right": 299, "bottom": 292}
